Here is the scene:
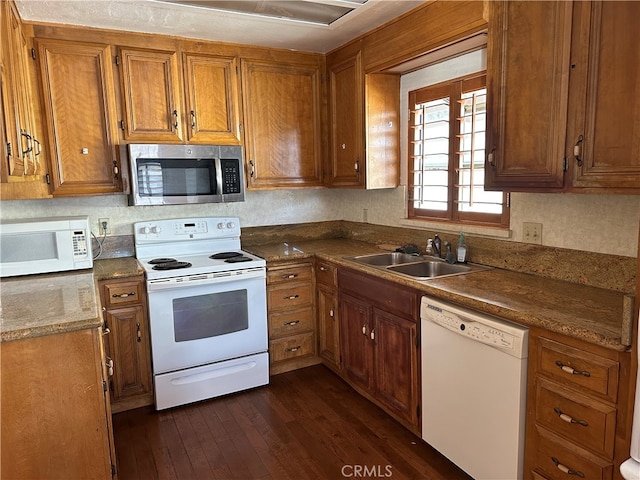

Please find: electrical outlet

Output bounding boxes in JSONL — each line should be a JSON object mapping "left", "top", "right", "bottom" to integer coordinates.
{"left": 98, "top": 218, "right": 110, "bottom": 235}
{"left": 523, "top": 222, "right": 542, "bottom": 244}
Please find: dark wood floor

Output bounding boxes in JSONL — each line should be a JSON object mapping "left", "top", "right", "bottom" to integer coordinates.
{"left": 112, "top": 364, "right": 472, "bottom": 480}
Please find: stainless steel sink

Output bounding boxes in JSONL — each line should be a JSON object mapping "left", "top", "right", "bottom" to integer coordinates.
{"left": 344, "top": 252, "right": 491, "bottom": 279}
{"left": 387, "top": 261, "right": 471, "bottom": 279}
{"left": 346, "top": 252, "right": 424, "bottom": 266}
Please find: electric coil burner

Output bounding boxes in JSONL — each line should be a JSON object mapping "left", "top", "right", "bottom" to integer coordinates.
{"left": 134, "top": 217, "right": 268, "bottom": 410}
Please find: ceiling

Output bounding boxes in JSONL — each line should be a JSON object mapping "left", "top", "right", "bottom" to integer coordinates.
{"left": 15, "top": 0, "right": 428, "bottom": 54}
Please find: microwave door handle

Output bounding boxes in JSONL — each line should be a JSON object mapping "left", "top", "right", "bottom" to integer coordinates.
{"left": 215, "top": 157, "right": 224, "bottom": 198}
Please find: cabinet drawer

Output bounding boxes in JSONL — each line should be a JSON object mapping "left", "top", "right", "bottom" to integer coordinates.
{"left": 533, "top": 427, "right": 613, "bottom": 480}
{"left": 535, "top": 378, "right": 616, "bottom": 458}
{"left": 269, "top": 332, "right": 315, "bottom": 363}
{"left": 268, "top": 307, "right": 314, "bottom": 339}
{"left": 102, "top": 280, "right": 143, "bottom": 308}
{"left": 537, "top": 338, "right": 619, "bottom": 403}
{"left": 267, "top": 264, "right": 313, "bottom": 285}
{"left": 316, "top": 261, "right": 337, "bottom": 288}
{"left": 268, "top": 282, "right": 313, "bottom": 311}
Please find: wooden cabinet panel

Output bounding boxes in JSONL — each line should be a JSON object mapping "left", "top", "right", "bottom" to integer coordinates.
{"left": 99, "top": 275, "right": 153, "bottom": 413}
{"left": 534, "top": 427, "right": 613, "bottom": 480}
{"left": 537, "top": 337, "right": 619, "bottom": 403}
{"left": 569, "top": 1, "right": 640, "bottom": 191}
{"left": 1, "top": 0, "right": 50, "bottom": 199}
{"left": 316, "top": 260, "right": 337, "bottom": 288}
{"left": 485, "top": 0, "right": 572, "bottom": 191}
{"left": 267, "top": 263, "right": 313, "bottom": 285}
{"left": 269, "top": 331, "right": 315, "bottom": 364}
{"left": 372, "top": 308, "right": 418, "bottom": 426}
{"left": 317, "top": 284, "right": 340, "bottom": 368}
{"left": 267, "top": 281, "right": 313, "bottom": 311}
{"left": 105, "top": 305, "right": 152, "bottom": 403}
{"left": 241, "top": 59, "right": 323, "bottom": 188}
{"left": 268, "top": 306, "right": 314, "bottom": 339}
{"left": 36, "top": 38, "right": 122, "bottom": 195}
{"left": 118, "top": 47, "right": 183, "bottom": 142}
{"left": 535, "top": 378, "right": 616, "bottom": 458}
{"left": 340, "top": 292, "right": 373, "bottom": 391}
{"left": 182, "top": 53, "right": 241, "bottom": 144}
{"left": 0, "top": 328, "right": 115, "bottom": 479}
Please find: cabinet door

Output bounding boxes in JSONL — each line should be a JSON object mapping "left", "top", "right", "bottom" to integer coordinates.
{"left": 0, "top": 1, "right": 50, "bottom": 199}
{"left": 37, "top": 39, "right": 122, "bottom": 195}
{"left": 372, "top": 308, "right": 419, "bottom": 426}
{"left": 183, "top": 53, "right": 241, "bottom": 144}
{"left": 317, "top": 284, "right": 340, "bottom": 369}
{"left": 327, "top": 50, "right": 364, "bottom": 187}
{"left": 569, "top": 1, "right": 640, "bottom": 191}
{"left": 339, "top": 293, "right": 372, "bottom": 390}
{"left": 104, "top": 305, "right": 153, "bottom": 406}
{"left": 119, "top": 47, "right": 183, "bottom": 142}
{"left": 241, "top": 59, "right": 323, "bottom": 189}
{"left": 485, "top": 0, "right": 573, "bottom": 191}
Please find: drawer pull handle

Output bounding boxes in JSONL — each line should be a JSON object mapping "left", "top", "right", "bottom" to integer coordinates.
{"left": 136, "top": 322, "right": 142, "bottom": 342}
{"left": 553, "top": 407, "right": 588, "bottom": 427}
{"left": 282, "top": 273, "right": 298, "bottom": 279}
{"left": 551, "top": 457, "right": 585, "bottom": 478}
{"left": 283, "top": 294, "right": 299, "bottom": 300}
{"left": 362, "top": 324, "right": 367, "bottom": 336}
{"left": 285, "top": 346, "right": 300, "bottom": 353}
{"left": 113, "top": 292, "right": 136, "bottom": 298}
{"left": 106, "top": 356, "right": 114, "bottom": 377}
{"left": 319, "top": 266, "right": 328, "bottom": 271}
{"left": 555, "top": 361, "right": 591, "bottom": 377}
{"left": 102, "top": 327, "right": 111, "bottom": 336}
{"left": 283, "top": 320, "right": 300, "bottom": 326}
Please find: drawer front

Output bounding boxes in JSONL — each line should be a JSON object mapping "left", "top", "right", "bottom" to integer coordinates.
{"left": 268, "top": 282, "right": 313, "bottom": 311}
{"left": 537, "top": 338, "right": 619, "bottom": 403}
{"left": 534, "top": 428, "right": 613, "bottom": 480}
{"left": 267, "top": 264, "right": 313, "bottom": 285}
{"left": 103, "top": 280, "right": 143, "bottom": 307}
{"left": 268, "top": 307, "right": 314, "bottom": 339}
{"left": 338, "top": 268, "right": 418, "bottom": 319}
{"left": 316, "top": 261, "right": 337, "bottom": 288}
{"left": 535, "top": 378, "right": 616, "bottom": 458}
{"left": 269, "top": 332, "right": 315, "bottom": 363}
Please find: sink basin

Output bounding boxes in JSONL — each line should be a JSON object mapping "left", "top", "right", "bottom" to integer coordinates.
{"left": 346, "top": 252, "right": 424, "bottom": 266}
{"left": 387, "top": 261, "right": 471, "bottom": 279}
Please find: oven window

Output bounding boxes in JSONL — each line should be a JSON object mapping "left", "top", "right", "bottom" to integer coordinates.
{"left": 172, "top": 289, "right": 248, "bottom": 342}
{"left": 137, "top": 158, "right": 217, "bottom": 197}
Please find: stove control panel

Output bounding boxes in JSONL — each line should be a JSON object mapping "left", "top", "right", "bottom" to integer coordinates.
{"left": 135, "top": 217, "right": 242, "bottom": 243}
{"left": 174, "top": 220, "right": 208, "bottom": 235}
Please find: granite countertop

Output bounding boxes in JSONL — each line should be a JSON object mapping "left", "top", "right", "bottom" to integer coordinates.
{"left": 245, "top": 239, "right": 631, "bottom": 352}
{"left": 0, "top": 257, "right": 144, "bottom": 343}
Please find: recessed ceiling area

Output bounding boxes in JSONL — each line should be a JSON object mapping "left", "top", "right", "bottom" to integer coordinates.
{"left": 15, "top": 0, "right": 427, "bottom": 53}
{"left": 155, "top": 0, "right": 367, "bottom": 26}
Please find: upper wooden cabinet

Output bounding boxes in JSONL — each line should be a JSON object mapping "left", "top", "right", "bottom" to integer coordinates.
{"left": 567, "top": 1, "right": 640, "bottom": 191}
{"left": 118, "top": 47, "right": 184, "bottom": 142}
{"left": 486, "top": 0, "right": 640, "bottom": 193}
{"left": 1, "top": 0, "right": 50, "bottom": 199}
{"left": 485, "top": 0, "right": 572, "bottom": 191}
{"left": 241, "top": 58, "right": 323, "bottom": 189}
{"left": 182, "top": 53, "right": 241, "bottom": 144}
{"left": 36, "top": 38, "right": 122, "bottom": 196}
{"left": 326, "top": 46, "right": 399, "bottom": 189}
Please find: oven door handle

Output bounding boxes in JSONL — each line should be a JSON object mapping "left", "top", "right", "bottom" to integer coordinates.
{"left": 147, "top": 268, "right": 265, "bottom": 292}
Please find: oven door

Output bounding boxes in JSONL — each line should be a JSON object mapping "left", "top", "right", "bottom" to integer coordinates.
{"left": 146, "top": 269, "right": 267, "bottom": 375}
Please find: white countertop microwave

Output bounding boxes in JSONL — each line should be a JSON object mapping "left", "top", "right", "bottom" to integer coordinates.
{"left": 123, "top": 144, "right": 245, "bottom": 206}
{"left": 0, "top": 216, "right": 93, "bottom": 278}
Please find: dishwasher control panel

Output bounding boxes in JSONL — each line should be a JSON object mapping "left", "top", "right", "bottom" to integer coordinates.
{"left": 421, "top": 296, "right": 528, "bottom": 358}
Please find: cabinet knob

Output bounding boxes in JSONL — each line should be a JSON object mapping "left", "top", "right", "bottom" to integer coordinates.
{"left": 574, "top": 135, "right": 584, "bottom": 167}
{"left": 487, "top": 148, "right": 496, "bottom": 167}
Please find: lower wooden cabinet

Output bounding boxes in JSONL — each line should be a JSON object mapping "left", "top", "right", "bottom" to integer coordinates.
{"left": 0, "top": 327, "right": 116, "bottom": 479}
{"left": 524, "top": 329, "right": 631, "bottom": 480}
{"left": 99, "top": 275, "right": 153, "bottom": 413}
{"left": 316, "top": 260, "right": 341, "bottom": 371}
{"left": 338, "top": 268, "right": 420, "bottom": 434}
{"left": 267, "top": 261, "right": 320, "bottom": 374}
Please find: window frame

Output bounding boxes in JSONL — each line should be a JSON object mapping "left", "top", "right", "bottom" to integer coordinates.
{"left": 407, "top": 72, "right": 509, "bottom": 228}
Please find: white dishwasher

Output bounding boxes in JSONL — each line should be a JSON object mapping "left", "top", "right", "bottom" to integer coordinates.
{"left": 421, "top": 296, "right": 529, "bottom": 480}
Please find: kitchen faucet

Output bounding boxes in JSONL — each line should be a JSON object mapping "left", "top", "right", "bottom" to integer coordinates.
{"left": 432, "top": 234, "right": 442, "bottom": 258}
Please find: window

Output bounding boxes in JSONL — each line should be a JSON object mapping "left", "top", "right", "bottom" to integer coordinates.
{"left": 408, "top": 73, "right": 509, "bottom": 227}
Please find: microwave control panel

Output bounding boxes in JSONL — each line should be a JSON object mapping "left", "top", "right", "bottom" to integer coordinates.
{"left": 72, "top": 230, "right": 89, "bottom": 258}
{"left": 220, "top": 159, "right": 242, "bottom": 194}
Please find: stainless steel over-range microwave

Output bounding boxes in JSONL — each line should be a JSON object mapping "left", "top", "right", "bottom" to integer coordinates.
{"left": 123, "top": 144, "right": 245, "bottom": 206}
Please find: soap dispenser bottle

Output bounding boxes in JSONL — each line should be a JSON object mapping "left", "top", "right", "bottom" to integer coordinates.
{"left": 457, "top": 232, "right": 467, "bottom": 263}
